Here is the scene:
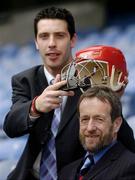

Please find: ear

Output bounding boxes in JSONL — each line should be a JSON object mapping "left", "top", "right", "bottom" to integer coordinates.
{"left": 35, "top": 40, "right": 39, "bottom": 50}
{"left": 70, "top": 33, "right": 77, "bottom": 48}
{"left": 113, "top": 117, "right": 122, "bottom": 133}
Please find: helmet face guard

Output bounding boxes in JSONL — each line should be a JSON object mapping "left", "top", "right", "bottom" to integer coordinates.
{"left": 61, "top": 45, "right": 128, "bottom": 92}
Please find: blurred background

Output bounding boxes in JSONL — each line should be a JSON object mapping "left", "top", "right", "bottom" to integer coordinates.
{"left": 0, "top": 0, "right": 135, "bottom": 179}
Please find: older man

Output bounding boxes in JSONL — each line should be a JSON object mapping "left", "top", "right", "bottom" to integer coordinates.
{"left": 59, "top": 86, "right": 135, "bottom": 180}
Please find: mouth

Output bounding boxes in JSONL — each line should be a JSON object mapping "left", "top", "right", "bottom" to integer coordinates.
{"left": 46, "top": 52, "right": 60, "bottom": 61}
{"left": 86, "top": 134, "right": 99, "bottom": 139}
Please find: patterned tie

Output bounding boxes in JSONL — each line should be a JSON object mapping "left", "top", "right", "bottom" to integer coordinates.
{"left": 40, "top": 79, "right": 61, "bottom": 180}
{"left": 79, "top": 154, "right": 94, "bottom": 180}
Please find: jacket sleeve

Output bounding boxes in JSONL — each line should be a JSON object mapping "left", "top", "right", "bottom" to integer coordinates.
{"left": 3, "top": 74, "right": 37, "bottom": 138}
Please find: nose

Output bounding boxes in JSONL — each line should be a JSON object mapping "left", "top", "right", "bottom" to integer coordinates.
{"left": 48, "top": 36, "right": 56, "bottom": 48}
{"left": 87, "top": 119, "right": 97, "bottom": 132}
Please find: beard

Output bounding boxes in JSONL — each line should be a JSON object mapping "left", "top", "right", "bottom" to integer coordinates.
{"left": 80, "top": 125, "right": 114, "bottom": 153}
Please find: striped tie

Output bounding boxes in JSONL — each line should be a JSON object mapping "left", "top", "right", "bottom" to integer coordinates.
{"left": 40, "top": 107, "right": 61, "bottom": 180}
{"left": 79, "top": 154, "right": 94, "bottom": 180}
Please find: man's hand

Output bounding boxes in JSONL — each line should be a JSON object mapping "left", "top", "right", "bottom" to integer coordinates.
{"left": 35, "top": 74, "right": 74, "bottom": 113}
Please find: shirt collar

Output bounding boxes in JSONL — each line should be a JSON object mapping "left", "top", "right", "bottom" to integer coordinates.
{"left": 44, "top": 67, "right": 54, "bottom": 85}
{"left": 85, "top": 141, "right": 117, "bottom": 164}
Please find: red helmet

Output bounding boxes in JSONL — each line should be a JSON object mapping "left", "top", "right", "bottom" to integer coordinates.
{"left": 61, "top": 45, "right": 128, "bottom": 92}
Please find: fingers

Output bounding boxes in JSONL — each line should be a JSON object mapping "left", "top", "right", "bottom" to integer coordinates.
{"left": 35, "top": 74, "right": 75, "bottom": 113}
{"left": 48, "top": 80, "right": 67, "bottom": 91}
{"left": 47, "top": 96, "right": 63, "bottom": 107}
{"left": 45, "top": 75, "right": 75, "bottom": 99}
{"left": 123, "top": 76, "right": 128, "bottom": 86}
{"left": 47, "top": 89, "right": 74, "bottom": 98}
{"left": 53, "top": 74, "right": 61, "bottom": 84}
{"left": 52, "top": 74, "right": 74, "bottom": 96}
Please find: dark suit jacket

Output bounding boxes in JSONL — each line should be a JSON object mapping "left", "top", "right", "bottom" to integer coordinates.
{"left": 3, "top": 65, "right": 135, "bottom": 180}
{"left": 58, "top": 142, "right": 135, "bottom": 180}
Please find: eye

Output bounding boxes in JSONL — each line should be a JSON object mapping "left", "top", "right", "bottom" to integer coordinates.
{"left": 39, "top": 33, "right": 48, "bottom": 40}
{"left": 95, "top": 117, "right": 104, "bottom": 123}
{"left": 56, "top": 33, "right": 66, "bottom": 38}
{"left": 80, "top": 118, "right": 89, "bottom": 125}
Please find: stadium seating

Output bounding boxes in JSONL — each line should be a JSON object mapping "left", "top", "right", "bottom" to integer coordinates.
{"left": 0, "top": 24, "right": 135, "bottom": 178}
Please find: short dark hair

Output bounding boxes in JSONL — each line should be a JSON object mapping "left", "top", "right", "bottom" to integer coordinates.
{"left": 34, "top": 6, "right": 76, "bottom": 39}
{"left": 78, "top": 86, "right": 122, "bottom": 122}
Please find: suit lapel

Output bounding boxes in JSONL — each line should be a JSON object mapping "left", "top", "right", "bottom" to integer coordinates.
{"left": 84, "top": 142, "right": 124, "bottom": 180}
{"left": 35, "top": 65, "right": 49, "bottom": 95}
{"left": 68, "top": 158, "right": 83, "bottom": 180}
{"left": 58, "top": 89, "right": 82, "bottom": 134}
{"left": 33, "top": 65, "right": 54, "bottom": 145}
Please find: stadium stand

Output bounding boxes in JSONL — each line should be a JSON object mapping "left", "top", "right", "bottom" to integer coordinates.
{"left": 0, "top": 23, "right": 135, "bottom": 179}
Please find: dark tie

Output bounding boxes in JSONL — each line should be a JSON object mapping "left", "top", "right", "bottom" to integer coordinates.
{"left": 40, "top": 79, "right": 61, "bottom": 180}
{"left": 79, "top": 154, "right": 94, "bottom": 180}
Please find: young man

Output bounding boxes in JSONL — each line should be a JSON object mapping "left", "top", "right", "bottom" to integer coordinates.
{"left": 3, "top": 8, "right": 135, "bottom": 180}
{"left": 3, "top": 7, "right": 85, "bottom": 180}
{"left": 58, "top": 86, "right": 135, "bottom": 180}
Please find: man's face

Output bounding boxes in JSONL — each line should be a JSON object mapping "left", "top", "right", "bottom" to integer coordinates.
{"left": 35, "top": 19, "right": 76, "bottom": 73}
{"left": 79, "top": 97, "right": 121, "bottom": 153}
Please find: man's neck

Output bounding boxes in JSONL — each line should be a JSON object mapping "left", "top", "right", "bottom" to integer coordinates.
{"left": 44, "top": 58, "right": 73, "bottom": 77}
